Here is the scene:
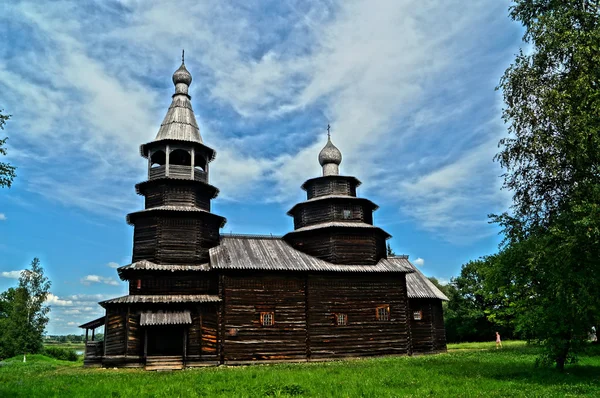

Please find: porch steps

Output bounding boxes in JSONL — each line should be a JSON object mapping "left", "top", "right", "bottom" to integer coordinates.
{"left": 145, "top": 356, "right": 184, "bottom": 371}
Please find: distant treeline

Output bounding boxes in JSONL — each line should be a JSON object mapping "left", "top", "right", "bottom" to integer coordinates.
{"left": 45, "top": 334, "right": 104, "bottom": 343}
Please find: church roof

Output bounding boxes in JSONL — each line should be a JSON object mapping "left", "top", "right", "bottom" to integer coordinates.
{"left": 99, "top": 294, "right": 221, "bottom": 307}
{"left": 404, "top": 261, "right": 449, "bottom": 300}
{"left": 209, "top": 235, "right": 412, "bottom": 273}
{"left": 117, "top": 260, "right": 210, "bottom": 279}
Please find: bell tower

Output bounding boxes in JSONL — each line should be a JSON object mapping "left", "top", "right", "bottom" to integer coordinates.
{"left": 127, "top": 55, "right": 226, "bottom": 265}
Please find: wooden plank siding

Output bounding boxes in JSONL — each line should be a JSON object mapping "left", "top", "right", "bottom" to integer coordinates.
{"left": 127, "top": 312, "right": 143, "bottom": 356}
{"left": 288, "top": 231, "right": 386, "bottom": 265}
{"left": 143, "top": 183, "right": 212, "bottom": 211}
{"left": 409, "top": 299, "right": 447, "bottom": 353}
{"left": 104, "top": 308, "right": 127, "bottom": 356}
{"left": 132, "top": 216, "right": 221, "bottom": 264}
{"left": 305, "top": 178, "right": 357, "bottom": 199}
{"left": 307, "top": 274, "right": 410, "bottom": 358}
{"left": 128, "top": 274, "right": 218, "bottom": 295}
{"left": 222, "top": 274, "right": 307, "bottom": 362}
{"left": 294, "top": 202, "right": 372, "bottom": 229}
{"left": 200, "top": 306, "right": 219, "bottom": 361}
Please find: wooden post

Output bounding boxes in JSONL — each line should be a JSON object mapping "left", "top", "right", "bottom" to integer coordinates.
{"left": 183, "top": 328, "right": 187, "bottom": 363}
{"left": 85, "top": 329, "right": 89, "bottom": 343}
{"left": 190, "top": 148, "right": 195, "bottom": 180}
{"left": 144, "top": 329, "right": 148, "bottom": 359}
{"left": 91, "top": 328, "right": 95, "bottom": 341}
{"left": 165, "top": 145, "right": 170, "bottom": 177}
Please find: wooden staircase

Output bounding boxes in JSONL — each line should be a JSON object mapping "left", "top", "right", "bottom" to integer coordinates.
{"left": 145, "top": 356, "right": 184, "bottom": 371}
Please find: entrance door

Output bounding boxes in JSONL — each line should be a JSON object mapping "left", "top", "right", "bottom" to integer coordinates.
{"left": 146, "top": 326, "right": 184, "bottom": 356}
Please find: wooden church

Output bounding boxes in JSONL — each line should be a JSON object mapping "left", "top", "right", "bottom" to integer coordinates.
{"left": 79, "top": 58, "right": 448, "bottom": 370}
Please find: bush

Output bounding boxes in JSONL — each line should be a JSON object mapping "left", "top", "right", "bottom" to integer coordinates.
{"left": 43, "top": 346, "right": 78, "bottom": 362}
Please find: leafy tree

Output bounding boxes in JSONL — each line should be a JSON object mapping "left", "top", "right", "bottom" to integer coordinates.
{"left": 386, "top": 243, "right": 396, "bottom": 257}
{"left": 0, "top": 108, "right": 16, "bottom": 188}
{"left": 0, "top": 259, "right": 51, "bottom": 361}
{"left": 494, "top": 0, "right": 600, "bottom": 369}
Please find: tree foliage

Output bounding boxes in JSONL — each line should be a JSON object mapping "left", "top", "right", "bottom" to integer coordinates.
{"left": 0, "top": 108, "right": 16, "bottom": 188}
{"left": 0, "top": 258, "right": 51, "bottom": 360}
{"left": 443, "top": 258, "right": 516, "bottom": 343}
{"left": 494, "top": 0, "right": 600, "bottom": 370}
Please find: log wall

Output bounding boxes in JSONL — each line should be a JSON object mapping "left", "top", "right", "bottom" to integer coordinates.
{"left": 307, "top": 274, "right": 410, "bottom": 358}
{"left": 201, "top": 306, "right": 219, "bottom": 360}
{"left": 288, "top": 231, "right": 386, "bottom": 265}
{"left": 128, "top": 274, "right": 218, "bottom": 295}
{"left": 222, "top": 274, "right": 307, "bottom": 362}
{"left": 104, "top": 308, "right": 127, "bottom": 356}
{"left": 132, "top": 215, "right": 221, "bottom": 264}
{"left": 143, "top": 182, "right": 212, "bottom": 211}
{"left": 131, "top": 217, "right": 158, "bottom": 262}
{"left": 306, "top": 178, "right": 357, "bottom": 199}
{"left": 409, "top": 299, "right": 447, "bottom": 353}
{"left": 294, "top": 202, "right": 373, "bottom": 229}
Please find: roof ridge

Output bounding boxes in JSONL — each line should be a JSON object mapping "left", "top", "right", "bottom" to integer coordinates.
{"left": 220, "top": 233, "right": 282, "bottom": 239}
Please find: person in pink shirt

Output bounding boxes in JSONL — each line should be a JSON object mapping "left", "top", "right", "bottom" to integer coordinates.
{"left": 496, "top": 332, "right": 502, "bottom": 349}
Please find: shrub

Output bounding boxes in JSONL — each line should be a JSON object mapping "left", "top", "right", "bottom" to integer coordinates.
{"left": 43, "top": 346, "right": 78, "bottom": 362}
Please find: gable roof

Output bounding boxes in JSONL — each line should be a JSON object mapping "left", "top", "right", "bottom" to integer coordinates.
{"left": 209, "top": 235, "right": 413, "bottom": 273}
{"left": 404, "top": 261, "right": 449, "bottom": 300}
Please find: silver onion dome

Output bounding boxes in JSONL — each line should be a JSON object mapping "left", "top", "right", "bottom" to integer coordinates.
{"left": 318, "top": 136, "right": 342, "bottom": 166}
{"left": 172, "top": 63, "right": 192, "bottom": 86}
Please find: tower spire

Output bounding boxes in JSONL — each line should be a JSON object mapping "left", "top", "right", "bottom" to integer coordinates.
{"left": 182, "top": 49, "right": 185, "bottom": 64}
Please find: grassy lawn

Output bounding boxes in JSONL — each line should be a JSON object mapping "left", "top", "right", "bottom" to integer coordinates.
{"left": 1, "top": 342, "right": 599, "bottom": 397}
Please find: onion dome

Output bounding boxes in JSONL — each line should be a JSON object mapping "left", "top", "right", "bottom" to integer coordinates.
{"left": 318, "top": 133, "right": 342, "bottom": 176}
{"left": 173, "top": 63, "right": 192, "bottom": 87}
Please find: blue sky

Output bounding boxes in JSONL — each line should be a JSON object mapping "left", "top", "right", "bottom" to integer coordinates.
{"left": 0, "top": 0, "right": 523, "bottom": 334}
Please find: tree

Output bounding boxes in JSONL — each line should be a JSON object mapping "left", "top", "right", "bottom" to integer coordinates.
{"left": 386, "top": 243, "right": 396, "bottom": 257}
{"left": 494, "top": 0, "right": 600, "bottom": 370}
{"left": 0, "top": 259, "right": 51, "bottom": 361}
{"left": 0, "top": 108, "right": 16, "bottom": 188}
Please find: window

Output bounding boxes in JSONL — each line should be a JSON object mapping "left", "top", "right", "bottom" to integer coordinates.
{"left": 342, "top": 209, "right": 352, "bottom": 219}
{"left": 376, "top": 305, "right": 390, "bottom": 321}
{"left": 136, "top": 279, "right": 142, "bottom": 290}
{"left": 413, "top": 310, "right": 423, "bottom": 321}
{"left": 335, "top": 313, "right": 348, "bottom": 326}
{"left": 261, "top": 312, "right": 274, "bottom": 327}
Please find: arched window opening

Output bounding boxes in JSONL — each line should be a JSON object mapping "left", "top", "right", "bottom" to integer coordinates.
{"left": 150, "top": 150, "right": 166, "bottom": 168}
{"left": 194, "top": 153, "right": 207, "bottom": 172}
{"left": 170, "top": 149, "right": 191, "bottom": 166}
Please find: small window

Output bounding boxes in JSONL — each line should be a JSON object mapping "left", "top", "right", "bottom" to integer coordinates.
{"left": 413, "top": 310, "right": 423, "bottom": 321}
{"left": 136, "top": 279, "right": 142, "bottom": 290}
{"left": 335, "top": 313, "right": 348, "bottom": 326}
{"left": 342, "top": 209, "right": 352, "bottom": 219}
{"left": 376, "top": 305, "right": 390, "bottom": 321}
{"left": 261, "top": 312, "right": 274, "bottom": 327}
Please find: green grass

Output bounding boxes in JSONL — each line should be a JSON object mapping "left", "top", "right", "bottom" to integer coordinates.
{"left": 1, "top": 342, "right": 600, "bottom": 397}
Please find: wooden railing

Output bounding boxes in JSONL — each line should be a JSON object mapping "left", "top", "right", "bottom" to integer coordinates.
{"left": 85, "top": 341, "right": 104, "bottom": 358}
{"left": 149, "top": 165, "right": 207, "bottom": 183}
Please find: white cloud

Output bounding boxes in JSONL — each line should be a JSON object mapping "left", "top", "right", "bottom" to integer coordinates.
{"left": 45, "top": 293, "right": 73, "bottom": 306}
{"left": 0, "top": 213, "right": 6, "bottom": 221}
{"left": 64, "top": 309, "right": 81, "bottom": 315}
{"left": 1, "top": 270, "right": 24, "bottom": 279}
{"left": 80, "top": 275, "right": 120, "bottom": 286}
{"left": 0, "top": 0, "right": 518, "bottom": 243}
{"left": 67, "top": 321, "right": 77, "bottom": 326}
{"left": 413, "top": 258, "right": 425, "bottom": 267}
{"left": 106, "top": 262, "right": 120, "bottom": 269}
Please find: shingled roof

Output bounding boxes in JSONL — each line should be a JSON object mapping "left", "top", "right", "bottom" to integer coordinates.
{"left": 404, "top": 261, "right": 449, "bottom": 301}
{"left": 209, "top": 235, "right": 413, "bottom": 273}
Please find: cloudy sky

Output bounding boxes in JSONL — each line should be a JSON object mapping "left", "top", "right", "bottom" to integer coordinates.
{"left": 0, "top": 0, "right": 522, "bottom": 334}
